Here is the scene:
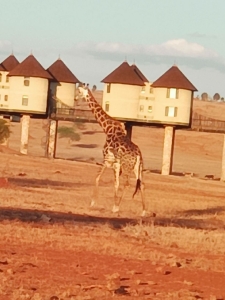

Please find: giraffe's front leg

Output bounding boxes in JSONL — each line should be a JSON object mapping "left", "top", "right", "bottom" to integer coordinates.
{"left": 90, "top": 164, "right": 106, "bottom": 207}
{"left": 112, "top": 162, "right": 121, "bottom": 213}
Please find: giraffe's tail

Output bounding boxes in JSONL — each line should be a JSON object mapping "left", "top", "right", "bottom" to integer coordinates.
{"left": 133, "top": 155, "right": 143, "bottom": 198}
{"left": 133, "top": 178, "right": 141, "bottom": 198}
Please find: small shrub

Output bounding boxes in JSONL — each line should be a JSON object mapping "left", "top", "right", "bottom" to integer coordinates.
{"left": 57, "top": 126, "right": 81, "bottom": 141}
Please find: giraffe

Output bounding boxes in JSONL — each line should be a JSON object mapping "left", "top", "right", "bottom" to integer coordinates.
{"left": 78, "top": 87, "right": 146, "bottom": 216}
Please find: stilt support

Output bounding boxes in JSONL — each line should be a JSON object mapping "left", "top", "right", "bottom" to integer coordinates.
{"left": 162, "top": 126, "right": 175, "bottom": 175}
{"left": 20, "top": 115, "right": 30, "bottom": 155}
{"left": 221, "top": 134, "right": 225, "bottom": 181}
{"left": 125, "top": 122, "right": 133, "bottom": 140}
{"left": 0, "top": 117, "right": 10, "bottom": 147}
{"left": 46, "top": 119, "right": 58, "bottom": 158}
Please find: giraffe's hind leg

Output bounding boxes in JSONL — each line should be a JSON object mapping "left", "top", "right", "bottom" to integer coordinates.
{"left": 139, "top": 166, "right": 146, "bottom": 216}
{"left": 112, "top": 162, "right": 121, "bottom": 213}
{"left": 90, "top": 164, "right": 106, "bottom": 207}
{"left": 140, "top": 181, "right": 146, "bottom": 217}
{"left": 134, "top": 159, "right": 146, "bottom": 216}
{"left": 117, "top": 174, "right": 130, "bottom": 207}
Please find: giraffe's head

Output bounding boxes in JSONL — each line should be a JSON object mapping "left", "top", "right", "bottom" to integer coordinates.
{"left": 78, "top": 86, "right": 89, "bottom": 100}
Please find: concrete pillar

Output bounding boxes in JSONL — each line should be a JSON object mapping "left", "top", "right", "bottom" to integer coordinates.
{"left": 221, "top": 134, "right": 225, "bottom": 181}
{"left": 125, "top": 122, "right": 133, "bottom": 140}
{"left": 20, "top": 115, "right": 30, "bottom": 155}
{"left": 0, "top": 118, "right": 10, "bottom": 147}
{"left": 161, "top": 126, "right": 175, "bottom": 175}
{"left": 46, "top": 119, "right": 58, "bottom": 158}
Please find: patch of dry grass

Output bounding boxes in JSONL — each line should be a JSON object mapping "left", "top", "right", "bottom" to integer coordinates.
{"left": 1, "top": 218, "right": 224, "bottom": 275}
{"left": 122, "top": 222, "right": 225, "bottom": 255}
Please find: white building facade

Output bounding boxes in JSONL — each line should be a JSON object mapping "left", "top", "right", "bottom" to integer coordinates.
{"left": 102, "top": 62, "right": 197, "bottom": 127}
{"left": 0, "top": 55, "right": 19, "bottom": 110}
{"left": 47, "top": 58, "right": 81, "bottom": 108}
{"left": 7, "top": 55, "right": 53, "bottom": 114}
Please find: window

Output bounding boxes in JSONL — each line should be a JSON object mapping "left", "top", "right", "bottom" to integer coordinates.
{"left": 6, "top": 75, "right": 9, "bottom": 83}
{"left": 165, "top": 106, "right": 178, "bottom": 117}
{"left": 0, "top": 73, "right": 2, "bottom": 82}
{"left": 4, "top": 95, "right": 8, "bottom": 101}
{"left": 22, "top": 95, "right": 28, "bottom": 106}
{"left": 24, "top": 77, "right": 30, "bottom": 86}
{"left": 150, "top": 87, "right": 154, "bottom": 93}
{"left": 107, "top": 84, "right": 111, "bottom": 93}
{"left": 141, "top": 87, "right": 145, "bottom": 93}
{"left": 105, "top": 101, "right": 109, "bottom": 112}
{"left": 166, "top": 88, "right": 179, "bottom": 99}
{"left": 139, "top": 105, "right": 144, "bottom": 112}
{"left": 148, "top": 106, "right": 153, "bottom": 113}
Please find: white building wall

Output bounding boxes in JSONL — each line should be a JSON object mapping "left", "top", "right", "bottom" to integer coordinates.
{"left": 137, "top": 82, "right": 155, "bottom": 120}
{"left": 152, "top": 88, "right": 192, "bottom": 125}
{"left": 0, "top": 71, "right": 10, "bottom": 109}
{"left": 102, "top": 82, "right": 192, "bottom": 125}
{"left": 50, "top": 81, "right": 76, "bottom": 107}
{"left": 102, "top": 83, "right": 142, "bottom": 119}
{"left": 8, "top": 76, "right": 49, "bottom": 113}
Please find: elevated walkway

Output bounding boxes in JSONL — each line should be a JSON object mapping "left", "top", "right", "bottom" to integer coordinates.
{"left": 50, "top": 107, "right": 225, "bottom": 134}
{"left": 51, "top": 94, "right": 225, "bottom": 133}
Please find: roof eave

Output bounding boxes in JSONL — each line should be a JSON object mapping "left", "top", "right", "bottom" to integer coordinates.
{"left": 151, "top": 84, "right": 198, "bottom": 92}
{"left": 8, "top": 74, "right": 53, "bottom": 80}
{"left": 102, "top": 80, "right": 145, "bottom": 86}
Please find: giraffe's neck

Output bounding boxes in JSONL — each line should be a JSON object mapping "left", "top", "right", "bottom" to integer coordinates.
{"left": 86, "top": 90, "right": 125, "bottom": 135}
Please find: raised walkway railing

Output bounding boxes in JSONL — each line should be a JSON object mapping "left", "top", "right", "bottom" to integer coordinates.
{"left": 50, "top": 107, "right": 225, "bottom": 133}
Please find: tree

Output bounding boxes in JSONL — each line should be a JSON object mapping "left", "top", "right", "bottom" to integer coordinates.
{"left": 201, "top": 92, "right": 208, "bottom": 101}
{"left": 57, "top": 122, "right": 86, "bottom": 144}
{"left": 57, "top": 126, "right": 81, "bottom": 142}
{"left": 0, "top": 119, "right": 10, "bottom": 144}
{"left": 213, "top": 93, "right": 220, "bottom": 101}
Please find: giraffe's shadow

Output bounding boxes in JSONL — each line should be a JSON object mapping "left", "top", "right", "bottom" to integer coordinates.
{"left": 0, "top": 205, "right": 224, "bottom": 231}
{"left": 71, "top": 143, "right": 98, "bottom": 148}
{"left": 4, "top": 177, "right": 225, "bottom": 231}
{"left": 82, "top": 130, "right": 103, "bottom": 135}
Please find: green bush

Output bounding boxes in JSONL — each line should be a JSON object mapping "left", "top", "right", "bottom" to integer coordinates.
{"left": 57, "top": 126, "right": 81, "bottom": 141}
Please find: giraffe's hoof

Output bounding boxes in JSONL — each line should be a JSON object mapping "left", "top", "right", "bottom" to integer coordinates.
{"left": 112, "top": 205, "right": 120, "bottom": 213}
{"left": 90, "top": 200, "right": 95, "bottom": 207}
{"left": 141, "top": 210, "right": 146, "bottom": 217}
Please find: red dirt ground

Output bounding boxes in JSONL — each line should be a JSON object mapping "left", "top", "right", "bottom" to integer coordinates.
{"left": 1, "top": 238, "right": 225, "bottom": 300}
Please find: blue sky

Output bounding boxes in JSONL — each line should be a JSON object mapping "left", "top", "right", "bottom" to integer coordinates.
{"left": 1, "top": 0, "right": 225, "bottom": 97}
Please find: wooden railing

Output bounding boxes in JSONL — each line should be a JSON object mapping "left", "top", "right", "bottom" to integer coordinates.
{"left": 50, "top": 107, "right": 225, "bottom": 133}
{"left": 191, "top": 112, "right": 225, "bottom": 133}
{"left": 51, "top": 107, "right": 96, "bottom": 122}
